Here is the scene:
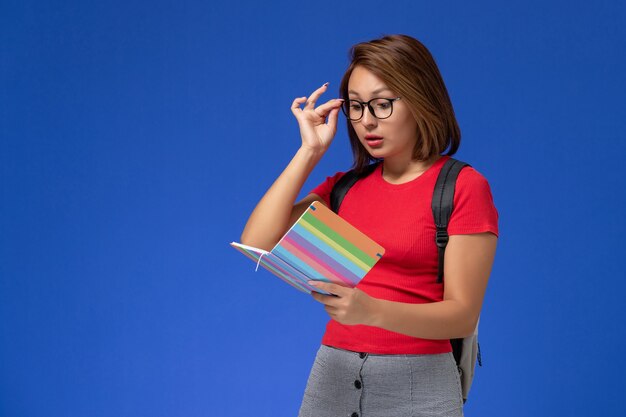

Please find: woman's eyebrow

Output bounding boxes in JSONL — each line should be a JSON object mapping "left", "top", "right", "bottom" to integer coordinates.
{"left": 348, "top": 87, "right": 392, "bottom": 96}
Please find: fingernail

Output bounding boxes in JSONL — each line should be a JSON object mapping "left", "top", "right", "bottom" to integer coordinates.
{"left": 308, "top": 281, "right": 317, "bottom": 286}
{"left": 323, "top": 82, "right": 329, "bottom": 87}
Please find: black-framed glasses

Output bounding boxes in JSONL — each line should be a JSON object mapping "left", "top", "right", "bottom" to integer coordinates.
{"left": 341, "top": 97, "right": 402, "bottom": 121}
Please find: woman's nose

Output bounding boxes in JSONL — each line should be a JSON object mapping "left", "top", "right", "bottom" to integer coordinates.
{"left": 360, "top": 106, "right": 377, "bottom": 127}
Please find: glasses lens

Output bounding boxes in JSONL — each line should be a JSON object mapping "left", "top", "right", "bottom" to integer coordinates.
{"left": 371, "top": 98, "right": 393, "bottom": 119}
{"left": 343, "top": 100, "right": 364, "bottom": 120}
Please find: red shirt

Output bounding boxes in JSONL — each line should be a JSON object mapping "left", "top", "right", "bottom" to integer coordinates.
{"left": 309, "top": 155, "right": 499, "bottom": 354}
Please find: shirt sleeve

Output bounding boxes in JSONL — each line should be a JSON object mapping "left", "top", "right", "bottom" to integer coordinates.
{"left": 308, "top": 171, "right": 347, "bottom": 206}
{"left": 447, "top": 167, "right": 499, "bottom": 237}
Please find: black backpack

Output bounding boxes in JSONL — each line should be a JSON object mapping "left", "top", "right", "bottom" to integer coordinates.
{"left": 329, "top": 157, "right": 481, "bottom": 403}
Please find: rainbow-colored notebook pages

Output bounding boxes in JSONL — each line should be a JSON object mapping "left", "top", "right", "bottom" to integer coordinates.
{"left": 231, "top": 201, "right": 385, "bottom": 294}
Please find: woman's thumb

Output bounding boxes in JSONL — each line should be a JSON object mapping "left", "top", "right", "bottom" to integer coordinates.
{"left": 327, "top": 107, "right": 340, "bottom": 132}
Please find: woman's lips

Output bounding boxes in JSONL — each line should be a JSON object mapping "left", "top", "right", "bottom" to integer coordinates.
{"left": 365, "top": 135, "right": 383, "bottom": 147}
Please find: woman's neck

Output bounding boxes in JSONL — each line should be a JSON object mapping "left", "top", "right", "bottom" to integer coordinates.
{"left": 381, "top": 154, "right": 441, "bottom": 184}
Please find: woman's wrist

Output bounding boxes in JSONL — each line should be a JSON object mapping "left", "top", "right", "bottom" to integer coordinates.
{"left": 363, "top": 293, "right": 384, "bottom": 327}
{"left": 297, "top": 145, "right": 326, "bottom": 161}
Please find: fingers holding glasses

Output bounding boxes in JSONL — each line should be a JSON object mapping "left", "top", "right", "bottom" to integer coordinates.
{"left": 291, "top": 83, "right": 343, "bottom": 123}
{"left": 313, "top": 98, "right": 344, "bottom": 121}
{"left": 290, "top": 82, "right": 345, "bottom": 152}
{"left": 292, "top": 97, "right": 343, "bottom": 126}
{"left": 320, "top": 99, "right": 343, "bottom": 134}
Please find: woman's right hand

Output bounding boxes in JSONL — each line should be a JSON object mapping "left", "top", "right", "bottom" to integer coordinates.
{"left": 291, "top": 82, "right": 344, "bottom": 154}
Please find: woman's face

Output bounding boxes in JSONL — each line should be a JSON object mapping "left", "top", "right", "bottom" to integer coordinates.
{"left": 347, "top": 65, "right": 418, "bottom": 161}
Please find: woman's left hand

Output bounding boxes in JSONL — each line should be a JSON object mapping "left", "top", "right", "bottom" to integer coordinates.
{"left": 309, "top": 281, "right": 378, "bottom": 326}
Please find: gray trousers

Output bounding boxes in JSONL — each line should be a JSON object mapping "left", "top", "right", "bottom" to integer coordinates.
{"left": 298, "top": 345, "right": 464, "bottom": 417}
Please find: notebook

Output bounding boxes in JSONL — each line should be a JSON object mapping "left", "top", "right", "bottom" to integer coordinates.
{"left": 231, "top": 201, "right": 385, "bottom": 294}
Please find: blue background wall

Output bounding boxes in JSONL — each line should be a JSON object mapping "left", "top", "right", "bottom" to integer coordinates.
{"left": 2, "top": 1, "right": 625, "bottom": 416}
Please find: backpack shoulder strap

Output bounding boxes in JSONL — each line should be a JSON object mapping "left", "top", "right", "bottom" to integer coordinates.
{"left": 432, "top": 158, "right": 470, "bottom": 283}
{"left": 330, "top": 162, "right": 380, "bottom": 213}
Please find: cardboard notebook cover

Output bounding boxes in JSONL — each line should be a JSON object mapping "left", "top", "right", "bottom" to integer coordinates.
{"left": 231, "top": 201, "right": 385, "bottom": 294}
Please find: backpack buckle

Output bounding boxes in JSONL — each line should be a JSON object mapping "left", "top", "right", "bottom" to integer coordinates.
{"left": 435, "top": 228, "right": 449, "bottom": 248}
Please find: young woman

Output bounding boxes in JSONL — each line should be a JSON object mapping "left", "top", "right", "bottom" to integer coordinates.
{"left": 240, "top": 34, "right": 498, "bottom": 417}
